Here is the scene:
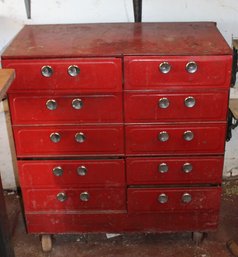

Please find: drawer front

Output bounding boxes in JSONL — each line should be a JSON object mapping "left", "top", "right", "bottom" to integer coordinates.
{"left": 127, "top": 187, "right": 221, "bottom": 213}
{"left": 125, "top": 123, "right": 226, "bottom": 155}
{"left": 126, "top": 157, "right": 223, "bottom": 185}
{"left": 9, "top": 93, "right": 123, "bottom": 125}
{"left": 13, "top": 125, "right": 124, "bottom": 157}
{"left": 22, "top": 188, "right": 126, "bottom": 212}
{"left": 3, "top": 58, "right": 122, "bottom": 93}
{"left": 124, "top": 56, "right": 232, "bottom": 90}
{"left": 125, "top": 91, "right": 229, "bottom": 123}
{"left": 18, "top": 159, "right": 125, "bottom": 188}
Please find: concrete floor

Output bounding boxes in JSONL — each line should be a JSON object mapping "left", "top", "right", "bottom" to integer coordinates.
{"left": 4, "top": 179, "right": 238, "bottom": 257}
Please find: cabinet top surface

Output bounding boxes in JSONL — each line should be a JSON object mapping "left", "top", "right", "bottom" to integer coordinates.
{"left": 2, "top": 22, "right": 231, "bottom": 59}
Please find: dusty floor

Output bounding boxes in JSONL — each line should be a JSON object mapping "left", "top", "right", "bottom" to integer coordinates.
{"left": 4, "top": 179, "right": 238, "bottom": 257}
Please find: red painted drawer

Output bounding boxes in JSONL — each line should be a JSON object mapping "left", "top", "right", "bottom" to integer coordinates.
{"left": 124, "top": 56, "right": 232, "bottom": 90}
{"left": 18, "top": 159, "right": 125, "bottom": 188}
{"left": 124, "top": 91, "right": 229, "bottom": 123}
{"left": 13, "top": 125, "right": 124, "bottom": 157}
{"left": 9, "top": 93, "right": 123, "bottom": 125}
{"left": 22, "top": 188, "right": 126, "bottom": 212}
{"left": 127, "top": 187, "right": 221, "bottom": 213}
{"left": 126, "top": 157, "right": 223, "bottom": 185}
{"left": 3, "top": 58, "right": 122, "bottom": 93}
{"left": 125, "top": 123, "right": 226, "bottom": 155}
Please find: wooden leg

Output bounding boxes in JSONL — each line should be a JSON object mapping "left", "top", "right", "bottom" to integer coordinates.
{"left": 0, "top": 176, "right": 15, "bottom": 257}
{"left": 41, "top": 234, "right": 53, "bottom": 252}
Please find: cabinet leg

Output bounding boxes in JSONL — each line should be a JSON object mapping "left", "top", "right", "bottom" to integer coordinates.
{"left": 192, "top": 232, "right": 204, "bottom": 244}
{"left": 41, "top": 234, "right": 52, "bottom": 252}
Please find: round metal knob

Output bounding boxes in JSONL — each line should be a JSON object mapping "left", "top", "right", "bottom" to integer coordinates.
{"left": 41, "top": 65, "right": 53, "bottom": 77}
{"left": 158, "top": 193, "right": 168, "bottom": 204}
{"left": 159, "top": 62, "right": 171, "bottom": 74}
{"left": 183, "top": 130, "right": 194, "bottom": 141}
{"left": 158, "top": 131, "right": 169, "bottom": 142}
{"left": 183, "top": 163, "right": 193, "bottom": 173}
{"left": 72, "top": 98, "right": 83, "bottom": 110}
{"left": 182, "top": 193, "right": 192, "bottom": 203}
{"left": 52, "top": 166, "right": 64, "bottom": 176}
{"left": 184, "top": 96, "right": 196, "bottom": 108}
{"left": 68, "top": 65, "right": 80, "bottom": 77}
{"left": 80, "top": 192, "right": 90, "bottom": 202}
{"left": 46, "top": 99, "right": 57, "bottom": 110}
{"left": 75, "top": 132, "right": 86, "bottom": 143}
{"left": 158, "top": 98, "right": 170, "bottom": 109}
{"left": 50, "top": 132, "right": 61, "bottom": 143}
{"left": 159, "top": 163, "right": 169, "bottom": 173}
{"left": 56, "top": 192, "right": 67, "bottom": 202}
{"left": 77, "top": 166, "right": 87, "bottom": 176}
{"left": 186, "top": 61, "right": 198, "bottom": 74}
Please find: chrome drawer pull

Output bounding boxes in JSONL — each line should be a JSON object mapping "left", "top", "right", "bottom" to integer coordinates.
{"left": 183, "top": 130, "right": 194, "bottom": 141}
{"left": 72, "top": 98, "right": 83, "bottom": 110}
{"left": 77, "top": 166, "right": 87, "bottom": 176}
{"left": 182, "top": 193, "right": 192, "bottom": 203}
{"left": 75, "top": 132, "right": 86, "bottom": 143}
{"left": 80, "top": 192, "right": 90, "bottom": 202}
{"left": 50, "top": 132, "right": 61, "bottom": 143}
{"left": 159, "top": 163, "right": 169, "bottom": 173}
{"left": 158, "top": 97, "right": 170, "bottom": 109}
{"left": 41, "top": 65, "right": 53, "bottom": 77}
{"left": 159, "top": 62, "right": 171, "bottom": 74}
{"left": 158, "top": 193, "right": 168, "bottom": 204}
{"left": 183, "top": 163, "right": 193, "bottom": 173}
{"left": 56, "top": 192, "right": 67, "bottom": 202}
{"left": 184, "top": 96, "right": 196, "bottom": 108}
{"left": 53, "top": 166, "right": 64, "bottom": 176}
{"left": 46, "top": 99, "right": 57, "bottom": 110}
{"left": 158, "top": 131, "right": 169, "bottom": 142}
{"left": 68, "top": 65, "right": 80, "bottom": 77}
{"left": 186, "top": 61, "right": 198, "bottom": 73}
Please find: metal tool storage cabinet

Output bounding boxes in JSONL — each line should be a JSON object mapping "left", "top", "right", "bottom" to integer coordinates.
{"left": 2, "top": 22, "right": 232, "bottom": 245}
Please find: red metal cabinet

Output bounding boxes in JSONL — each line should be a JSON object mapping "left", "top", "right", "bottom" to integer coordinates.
{"left": 1, "top": 22, "right": 232, "bottom": 236}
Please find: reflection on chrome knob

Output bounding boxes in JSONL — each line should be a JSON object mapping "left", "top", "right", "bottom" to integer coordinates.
{"left": 46, "top": 99, "right": 57, "bottom": 110}
{"left": 158, "top": 193, "right": 168, "bottom": 204}
{"left": 50, "top": 132, "right": 61, "bottom": 143}
{"left": 183, "top": 163, "right": 193, "bottom": 173}
{"left": 75, "top": 132, "right": 86, "bottom": 143}
{"left": 182, "top": 193, "right": 192, "bottom": 203}
{"left": 53, "top": 166, "right": 64, "bottom": 176}
{"left": 159, "top": 163, "right": 169, "bottom": 173}
{"left": 77, "top": 166, "right": 87, "bottom": 176}
{"left": 56, "top": 192, "right": 67, "bottom": 202}
{"left": 80, "top": 192, "right": 90, "bottom": 202}
{"left": 183, "top": 130, "right": 194, "bottom": 141}
{"left": 68, "top": 65, "right": 80, "bottom": 77}
{"left": 159, "top": 98, "right": 170, "bottom": 109}
{"left": 41, "top": 65, "right": 53, "bottom": 77}
{"left": 158, "top": 131, "right": 169, "bottom": 142}
{"left": 72, "top": 98, "right": 83, "bottom": 110}
{"left": 186, "top": 61, "right": 198, "bottom": 74}
{"left": 159, "top": 62, "right": 171, "bottom": 74}
{"left": 184, "top": 96, "right": 196, "bottom": 108}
